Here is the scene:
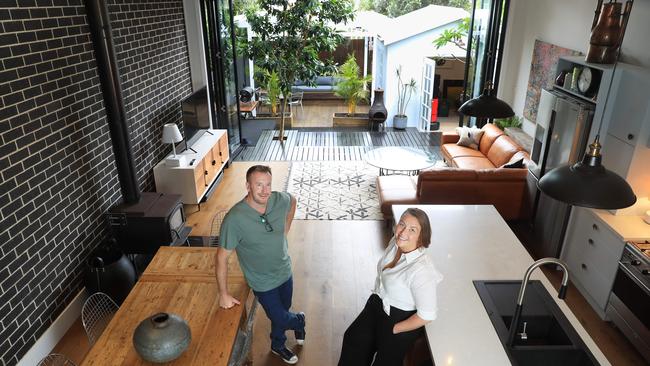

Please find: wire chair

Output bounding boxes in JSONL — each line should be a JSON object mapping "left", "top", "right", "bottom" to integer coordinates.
{"left": 81, "top": 292, "right": 119, "bottom": 345}
{"left": 209, "top": 210, "right": 228, "bottom": 247}
{"left": 37, "top": 353, "right": 77, "bottom": 366}
{"left": 288, "top": 91, "right": 304, "bottom": 115}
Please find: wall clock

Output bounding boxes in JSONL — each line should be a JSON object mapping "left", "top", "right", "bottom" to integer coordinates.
{"left": 578, "top": 67, "right": 596, "bottom": 96}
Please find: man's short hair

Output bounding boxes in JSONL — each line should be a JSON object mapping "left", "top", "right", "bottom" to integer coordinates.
{"left": 246, "top": 165, "right": 272, "bottom": 182}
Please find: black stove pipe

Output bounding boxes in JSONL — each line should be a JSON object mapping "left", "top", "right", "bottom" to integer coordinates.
{"left": 85, "top": 0, "right": 140, "bottom": 203}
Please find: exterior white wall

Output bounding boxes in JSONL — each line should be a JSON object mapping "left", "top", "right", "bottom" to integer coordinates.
{"left": 499, "top": 0, "right": 650, "bottom": 136}
{"left": 384, "top": 21, "right": 463, "bottom": 128}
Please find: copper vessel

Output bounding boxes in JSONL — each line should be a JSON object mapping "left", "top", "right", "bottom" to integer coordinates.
{"left": 586, "top": 0, "right": 633, "bottom": 64}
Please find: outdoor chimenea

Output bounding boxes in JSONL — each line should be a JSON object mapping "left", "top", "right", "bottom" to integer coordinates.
{"left": 369, "top": 89, "right": 388, "bottom": 131}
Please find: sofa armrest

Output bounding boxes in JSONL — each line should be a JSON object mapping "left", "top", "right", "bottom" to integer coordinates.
{"left": 442, "top": 132, "right": 460, "bottom": 144}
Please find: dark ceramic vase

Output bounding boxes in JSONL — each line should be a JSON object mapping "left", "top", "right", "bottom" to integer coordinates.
{"left": 84, "top": 242, "right": 136, "bottom": 304}
{"left": 133, "top": 312, "right": 192, "bottom": 363}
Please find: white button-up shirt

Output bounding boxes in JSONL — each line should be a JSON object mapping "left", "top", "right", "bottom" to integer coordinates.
{"left": 373, "top": 238, "right": 443, "bottom": 321}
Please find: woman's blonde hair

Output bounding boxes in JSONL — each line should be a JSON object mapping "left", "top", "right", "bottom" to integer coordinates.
{"left": 384, "top": 208, "right": 431, "bottom": 270}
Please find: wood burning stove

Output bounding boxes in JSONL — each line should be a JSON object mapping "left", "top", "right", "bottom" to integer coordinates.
{"left": 108, "top": 193, "right": 191, "bottom": 254}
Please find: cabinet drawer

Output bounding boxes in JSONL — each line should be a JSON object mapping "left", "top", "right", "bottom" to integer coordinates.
{"left": 566, "top": 207, "right": 625, "bottom": 262}
{"left": 218, "top": 134, "right": 229, "bottom": 163}
{"left": 193, "top": 159, "right": 206, "bottom": 181}
{"left": 562, "top": 207, "right": 626, "bottom": 310}
{"left": 195, "top": 174, "right": 206, "bottom": 197}
{"left": 565, "top": 251, "right": 611, "bottom": 309}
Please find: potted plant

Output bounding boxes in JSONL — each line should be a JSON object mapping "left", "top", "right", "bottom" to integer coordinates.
{"left": 393, "top": 66, "right": 417, "bottom": 129}
{"left": 335, "top": 55, "right": 371, "bottom": 115}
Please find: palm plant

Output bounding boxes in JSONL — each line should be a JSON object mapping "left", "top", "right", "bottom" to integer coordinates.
{"left": 395, "top": 66, "right": 417, "bottom": 117}
{"left": 266, "top": 70, "right": 280, "bottom": 115}
{"left": 335, "top": 55, "right": 372, "bottom": 116}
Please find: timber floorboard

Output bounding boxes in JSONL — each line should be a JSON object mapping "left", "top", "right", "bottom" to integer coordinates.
{"left": 52, "top": 162, "right": 646, "bottom": 366}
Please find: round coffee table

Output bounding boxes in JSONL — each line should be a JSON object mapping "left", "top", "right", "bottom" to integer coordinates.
{"left": 364, "top": 147, "right": 436, "bottom": 176}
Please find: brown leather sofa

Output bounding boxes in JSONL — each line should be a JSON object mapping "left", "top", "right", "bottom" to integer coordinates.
{"left": 377, "top": 124, "right": 531, "bottom": 222}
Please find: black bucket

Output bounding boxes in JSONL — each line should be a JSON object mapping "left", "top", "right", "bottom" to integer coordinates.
{"left": 84, "top": 242, "right": 136, "bottom": 305}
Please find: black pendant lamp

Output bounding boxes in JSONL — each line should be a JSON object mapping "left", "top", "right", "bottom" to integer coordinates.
{"left": 538, "top": 136, "right": 636, "bottom": 209}
{"left": 458, "top": 81, "right": 515, "bottom": 119}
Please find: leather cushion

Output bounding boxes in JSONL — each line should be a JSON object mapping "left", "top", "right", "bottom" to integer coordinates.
{"left": 441, "top": 132, "right": 460, "bottom": 145}
{"left": 486, "top": 135, "right": 521, "bottom": 167}
{"left": 377, "top": 176, "right": 418, "bottom": 216}
{"left": 479, "top": 124, "right": 505, "bottom": 155}
{"left": 442, "top": 144, "right": 485, "bottom": 160}
{"left": 418, "top": 168, "right": 478, "bottom": 182}
{"left": 452, "top": 156, "right": 496, "bottom": 170}
{"left": 476, "top": 168, "right": 528, "bottom": 181}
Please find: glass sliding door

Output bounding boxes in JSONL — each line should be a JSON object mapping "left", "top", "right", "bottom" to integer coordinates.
{"left": 461, "top": 0, "right": 510, "bottom": 127}
{"left": 200, "top": 0, "right": 241, "bottom": 154}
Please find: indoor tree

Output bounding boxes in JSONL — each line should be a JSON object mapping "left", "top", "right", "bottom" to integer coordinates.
{"left": 433, "top": 17, "right": 470, "bottom": 63}
{"left": 245, "top": 0, "right": 354, "bottom": 141}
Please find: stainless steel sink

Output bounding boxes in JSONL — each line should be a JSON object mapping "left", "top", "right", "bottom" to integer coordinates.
{"left": 474, "top": 280, "right": 600, "bottom": 366}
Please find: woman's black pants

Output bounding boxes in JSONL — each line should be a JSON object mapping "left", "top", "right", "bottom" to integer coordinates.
{"left": 338, "top": 294, "right": 424, "bottom": 366}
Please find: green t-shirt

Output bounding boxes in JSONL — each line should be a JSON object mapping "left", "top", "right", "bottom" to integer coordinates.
{"left": 220, "top": 191, "right": 292, "bottom": 292}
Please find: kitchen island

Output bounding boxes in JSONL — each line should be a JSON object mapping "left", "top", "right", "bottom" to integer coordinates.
{"left": 392, "top": 205, "right": 610, "bottom": 366}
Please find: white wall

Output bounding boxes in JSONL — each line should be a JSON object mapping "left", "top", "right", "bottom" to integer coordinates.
{"left": 182, "top": 0, "right": 208, "bottom": 91}
{"left": 499, "top": 0, "right": 650, "bottom": 136}
{"left": 384, "top": 21, "right": 462, "bottom": 128}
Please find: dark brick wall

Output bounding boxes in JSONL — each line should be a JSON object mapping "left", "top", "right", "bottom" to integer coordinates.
{"left": 0, "top": 1, "right": 191, "bottom": 364}
{"left": 108, "top": 0, "right": 192, "bottom": 191}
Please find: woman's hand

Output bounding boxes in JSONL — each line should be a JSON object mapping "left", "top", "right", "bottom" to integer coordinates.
{"left": 392, "top": 313, "right": 430, "bottom": 334}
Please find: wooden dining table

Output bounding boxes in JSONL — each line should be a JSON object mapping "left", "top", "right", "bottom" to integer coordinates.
{"left": 81, "top": 247, "right": 252, "bottom": 366}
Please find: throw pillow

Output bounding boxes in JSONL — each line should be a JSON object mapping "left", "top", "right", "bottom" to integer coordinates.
{"left": 502, "top": 158, "right": 524, "bottom": 169}
{"left": 456, "top": 129, "right": 478, "bottom": 150}
{"left": 455, "top": 126, "right": 484, "bottom": 150}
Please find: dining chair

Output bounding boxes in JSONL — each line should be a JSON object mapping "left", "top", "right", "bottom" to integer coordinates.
{"left": 81, "top": 292, "right": 119, "bottom": 345}
{"left": 209, "top": 210, "right": 228, "bottom": 247}
{"left": 37, "top": 353, "right": 77, "bottom": 366}
{"left": 288, "top": 91, "right": 304, "bottom": 115}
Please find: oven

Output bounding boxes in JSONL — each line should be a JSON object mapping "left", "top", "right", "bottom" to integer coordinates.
{"left": 606, "top": 242, "right": 650, "bottom": 363}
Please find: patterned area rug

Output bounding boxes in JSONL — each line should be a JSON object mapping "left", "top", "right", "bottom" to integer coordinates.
{"left": 287, "top": 161, "right": 382, "bottom": 220}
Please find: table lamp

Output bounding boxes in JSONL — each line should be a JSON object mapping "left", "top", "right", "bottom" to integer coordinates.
{"left": 162, "top": 123, "right": 184, "bottom": 167}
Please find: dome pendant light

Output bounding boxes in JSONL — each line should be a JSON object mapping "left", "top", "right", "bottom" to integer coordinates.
{"left": 538, "top": 136, "right": 636, "bottom": 209}
{"left": 458, "top": 81, "right": 515, "bottom": 119}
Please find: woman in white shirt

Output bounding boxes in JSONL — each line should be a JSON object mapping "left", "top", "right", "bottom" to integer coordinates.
{"left": 338, "top": 208, "right": 442, "bottom": 366}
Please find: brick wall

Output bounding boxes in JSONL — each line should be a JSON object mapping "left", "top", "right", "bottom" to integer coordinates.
{"left": 0, "top": 1, "right": 191, "bottom": 364}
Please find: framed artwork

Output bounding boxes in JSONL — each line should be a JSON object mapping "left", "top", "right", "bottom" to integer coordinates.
{"left": 524, "top": 40, "right": 582, "bottom": 123}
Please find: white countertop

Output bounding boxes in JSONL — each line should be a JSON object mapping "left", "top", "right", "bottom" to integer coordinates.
{"left": 592, "top": 209, "right": 650, "bottom": 242}
{"left": 392, "top": 205, "right": 610, "bottom": 366}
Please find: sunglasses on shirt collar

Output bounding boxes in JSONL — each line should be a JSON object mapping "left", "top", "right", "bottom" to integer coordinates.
{"left": 260, "top": 214, "right": 273, "bottom": 232}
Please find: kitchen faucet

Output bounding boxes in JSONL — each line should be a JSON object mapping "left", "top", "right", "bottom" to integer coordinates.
{"left": 507, "top": 257, "right": 569, "bottom": 347}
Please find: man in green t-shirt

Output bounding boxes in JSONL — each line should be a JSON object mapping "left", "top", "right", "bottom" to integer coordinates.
{"left": 216, "top": 165, "right": 304, "bottom": 364}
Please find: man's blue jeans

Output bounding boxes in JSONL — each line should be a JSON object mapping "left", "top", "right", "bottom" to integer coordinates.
{"left": 254, "top": 276, "right": 304, "bottom": 350}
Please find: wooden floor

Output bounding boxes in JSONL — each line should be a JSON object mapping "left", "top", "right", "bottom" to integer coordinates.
{"left": 53, "top": 161, "right": 647, "bottom": 366}
{"left": 235, "top": 128, "right": 441, "bottom": 162}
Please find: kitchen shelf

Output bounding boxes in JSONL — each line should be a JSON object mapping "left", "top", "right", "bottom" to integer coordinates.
{"left": 553, "top": 85, "right": 597, "bottom": 104}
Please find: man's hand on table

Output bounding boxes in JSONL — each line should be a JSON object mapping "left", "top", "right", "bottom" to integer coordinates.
{"left": 219, "top": 292, "right": 241, "bottom": 308}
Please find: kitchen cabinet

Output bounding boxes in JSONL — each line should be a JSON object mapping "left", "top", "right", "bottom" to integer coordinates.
{"left": 561, "top": 207, "right": 627, "bottom": 319}
{"left": 154, "top": 130, "right": 229, "bottom": 204}
{"left": 600, "top": 63, "right": 650, "bottom": 203}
